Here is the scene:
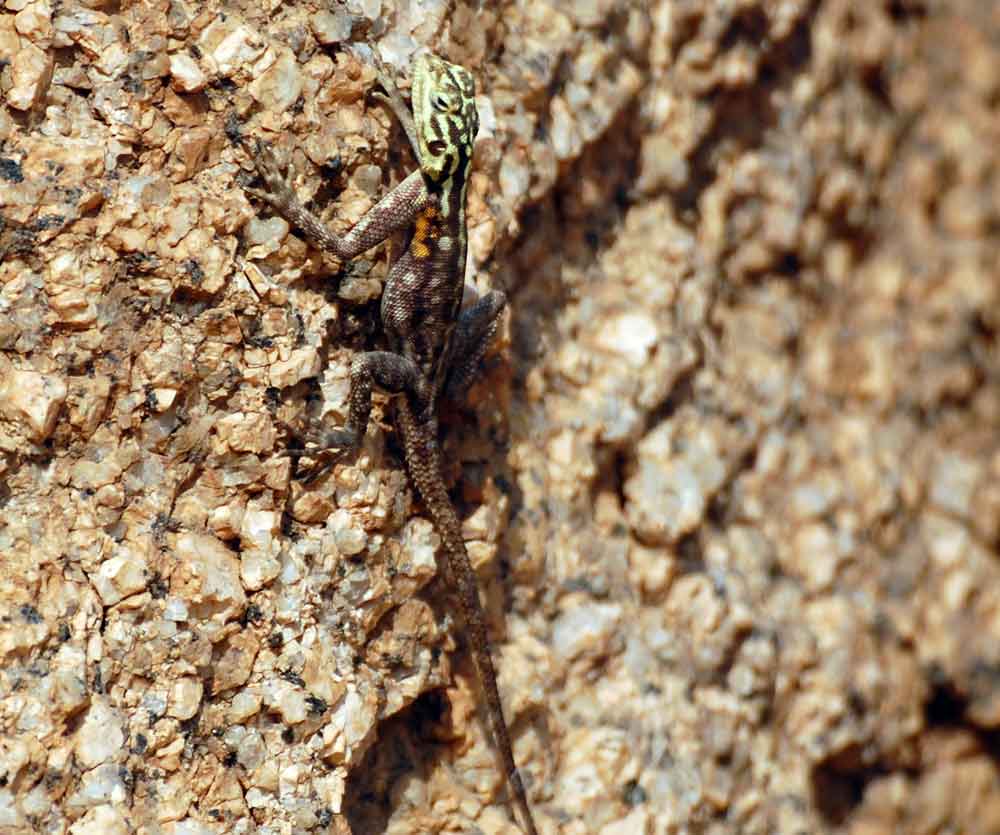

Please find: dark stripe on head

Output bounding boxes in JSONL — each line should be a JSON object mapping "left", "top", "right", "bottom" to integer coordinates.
{"left": 441, "top": 152, "right": 455, "bottom": 178}
{"left": 446, "top": 117, "right": 461, "bottom": 153}
{"left": 443, "top": 65, "right": 463, "bottom": 96}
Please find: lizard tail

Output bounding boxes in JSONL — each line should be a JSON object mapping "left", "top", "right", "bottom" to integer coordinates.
{"left": 396, "top": 399, "right": 540, "bottom": 835}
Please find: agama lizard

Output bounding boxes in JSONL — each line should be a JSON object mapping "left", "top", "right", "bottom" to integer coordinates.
{"left": 239, "top": 53, "right": 539, "bottom": 835}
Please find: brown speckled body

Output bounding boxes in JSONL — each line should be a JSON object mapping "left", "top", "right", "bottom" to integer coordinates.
{"left": 240, "top": 54, "right": 537, "bottom": 835}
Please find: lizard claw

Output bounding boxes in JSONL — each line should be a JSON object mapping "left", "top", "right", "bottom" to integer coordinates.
{"left": 239, "top": 137, "right": 295, "bottom": 210}
{"left": 368, "top": 52, "right": 396, "bottom": 95}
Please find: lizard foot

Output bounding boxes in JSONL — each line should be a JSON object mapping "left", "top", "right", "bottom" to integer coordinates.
{"left": 240, "top": 138, "right": 296, "bottom": 211}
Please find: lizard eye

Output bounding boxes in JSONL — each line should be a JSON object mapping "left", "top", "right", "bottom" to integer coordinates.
{"left": 427, "top": 139, "right": 447, "bottom": 155}
{"left": 432, "top": 92, "right": 451, "bottom": 112}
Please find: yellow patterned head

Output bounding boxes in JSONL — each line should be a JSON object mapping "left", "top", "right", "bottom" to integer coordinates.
{"left": 411, "top": 53, "right": 479, "bottom": 183}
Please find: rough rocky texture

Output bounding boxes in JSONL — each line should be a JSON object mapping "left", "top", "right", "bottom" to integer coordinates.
{"left": 2, "top": 0, "right": 999, "bottom": 833}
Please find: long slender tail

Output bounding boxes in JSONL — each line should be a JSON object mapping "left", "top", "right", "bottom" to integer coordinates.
{"left": 397, "top": 400, "right": 539, "bottom": 835}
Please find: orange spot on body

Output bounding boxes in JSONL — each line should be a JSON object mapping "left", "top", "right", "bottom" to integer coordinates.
{"left": 410, "top": 205, "right": 439, "bottom": 259}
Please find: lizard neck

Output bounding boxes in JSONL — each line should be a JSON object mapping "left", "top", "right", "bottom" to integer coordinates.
{"left": 409, "top": 165, "right": 469, "bottom": 280}
{"left": 440, "top": 167, "right": 469, "bottom": 282}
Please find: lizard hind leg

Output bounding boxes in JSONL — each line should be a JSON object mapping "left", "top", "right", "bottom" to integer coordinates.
{"left": 283, "top": 350, "right": 427, "bottom": 465}
{"left": 445, "top": 290, "right": 508, "bottom": 402}
{"left": 345, "top": 350, "right": 429, "bottom": 428}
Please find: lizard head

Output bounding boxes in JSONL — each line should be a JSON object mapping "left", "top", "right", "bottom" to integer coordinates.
{"left": 411, "top": 53, "right": 479, "bottom": 184}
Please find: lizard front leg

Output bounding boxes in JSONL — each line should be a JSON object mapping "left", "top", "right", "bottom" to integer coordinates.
{"left": 370, "top": 58, "right": 420, "bottom": 159}
{"left": 240, "top": 138, "right": 430, "bottom": 260}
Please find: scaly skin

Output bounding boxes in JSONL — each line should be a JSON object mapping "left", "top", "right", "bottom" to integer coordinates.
{"left": 240, "top": 53, "right": 539, "bottom": 835}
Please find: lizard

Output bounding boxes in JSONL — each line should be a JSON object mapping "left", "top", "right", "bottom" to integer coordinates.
{"left": 238, "top": 53, "right": 540, "bottom": 835}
